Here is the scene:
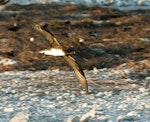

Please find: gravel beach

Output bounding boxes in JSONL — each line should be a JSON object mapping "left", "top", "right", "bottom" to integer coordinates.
{"left": 0, "top": 69, "right": 150, "bottom": 122}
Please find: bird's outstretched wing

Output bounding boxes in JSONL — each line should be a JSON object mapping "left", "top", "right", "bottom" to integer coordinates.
{"left": 63, "top": 55, "right": 88, "bottom": 92}
{"left": 27, "top": 20, "right": 63, "bottom": 49}
{"left": 0, "top": 0, "right": 9, "bottom": 5}
{"left": 28, "top": 19, "right": 88, "bottom": 92}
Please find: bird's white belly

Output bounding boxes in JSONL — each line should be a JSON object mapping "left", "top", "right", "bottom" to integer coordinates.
{"left": 39, "top": 48, "right": 65, "bottom": 56}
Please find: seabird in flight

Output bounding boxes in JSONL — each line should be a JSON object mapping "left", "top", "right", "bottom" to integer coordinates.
{"left": 28, "top": 20, "right": 88, "bottom": 92}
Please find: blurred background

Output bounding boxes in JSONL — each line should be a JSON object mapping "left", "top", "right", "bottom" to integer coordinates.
{"left": 0, "top": 0, "right": 150, "bottom": 72}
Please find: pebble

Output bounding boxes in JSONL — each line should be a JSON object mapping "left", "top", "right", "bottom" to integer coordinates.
{"left": 92, "top": 20, "right": 103, "bottom": 25}
{"left": 19, "top": 95, "right": 28, "bottom": 101}
{"left": 135, "top": 103, "right": 145, "bottom": 110}
{"left": 80, "top": 116, "right": 89, "bottom": 122}
{"left": 80, "top": 91, "right": 86, "bottom": 95}
{"left": 92, "top": 67, "right": 99, "bottom": 74}
{"left": 79, "top": 38, "right": 84, "bottom": 43}
{"left": 117, "top": 115, "right": 125, "bottom": 121}
{"left": 29, "top": 37, "right": 35, "bottom": 42}
{"left": 4, "top": 108, "right": 14, "bottom": 112}
{"left": 82, "top": 103, "right": 88, "bottom": 107}
{"left": 95, "top": 92, "right": 105, "bottom": 97}
{"left": 56, "top": 96, "right": 63, "bottom": 100}
{"left": 66, "top": 116, "right": 80, "bottom": 122}
{"left": 117, "top": 111, "right": 140, "bottom": 121}
{"left": 9, "top": 112, "right": 29, "bottom": 122}
{"left": 138, "top": 87, "right": 148, "bottom": 92}
{"left": 97, "top": 115, "right": 111, "bottom": 121}
{"left": 145, "top": 77, "right": 150, "bottom": 80}
{"left": 126, "top": 111, "right": 140, "bottom": 117}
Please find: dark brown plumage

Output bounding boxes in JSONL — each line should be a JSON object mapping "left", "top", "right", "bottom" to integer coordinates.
{"left": 63, "top": 55, "right": 88, "bottom": 92}
{"left": 28, "top": 20, "right": 88, "bottom": 92}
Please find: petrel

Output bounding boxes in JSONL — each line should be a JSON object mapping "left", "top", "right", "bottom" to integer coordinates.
{"left": 0, "top": 0, "right": 9, "bottom": 5}
{"left": 29, "top": 20, "right": 88, "bottom": 92}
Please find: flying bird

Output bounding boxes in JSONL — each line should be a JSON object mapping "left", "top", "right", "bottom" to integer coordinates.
{"left": 28, "top": 20, "right": 88, "bottom": 92}
{"left": 0, "top": 0, "right": 9, "bottom": 5}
